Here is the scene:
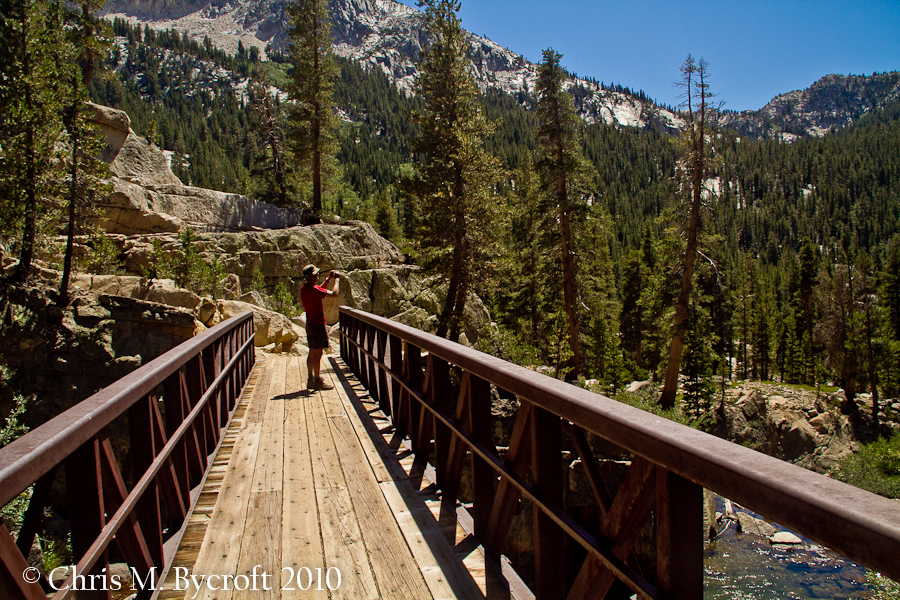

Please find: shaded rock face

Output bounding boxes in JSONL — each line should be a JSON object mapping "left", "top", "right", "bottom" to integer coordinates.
{"left": 720, "top": 386, "right": 854, "bottom": 473}
{"left": 89, "top": 103, "right": 310, "bottom": 235}
{"left": 0, "top": 284, "right": 202, "bottom": 430}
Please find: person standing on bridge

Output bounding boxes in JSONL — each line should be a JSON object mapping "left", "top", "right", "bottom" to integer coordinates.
{"left": 300, "top": 264, "right": 340, "bottom": 390}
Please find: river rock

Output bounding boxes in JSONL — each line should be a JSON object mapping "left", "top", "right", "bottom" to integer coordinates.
{"left": 808, "top": 413, "right": 832, "bottom": 434}
{"left": 736, "top": 512, "right": 776, "bottom": 537}
{"left": 770, "top": 531, "right": 803, "bottom": 545}
{"left": 70, "top": 274, "right": 202, "bottom": 311}
{"left": 197, "top": 299, "right": 220, "bottom": 327}
{"left": 238, "top": 290, "right": 267, "bottom": 307}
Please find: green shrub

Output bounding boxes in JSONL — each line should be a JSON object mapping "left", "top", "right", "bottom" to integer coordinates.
{"left": 251, "top": 268, "right": 266, "bottom": 293}
{"left": 869, "top": 571, "right": 900, "bottom": 600}
{"left": 269, "top": 281, "right": 298, "bottom": 318}
{"left": 617, "top": 389, "right": 693, "bottom": 427}
{"left": 174, "top": 228, "right": 207, "bottom": 293}
{"left": 78, "top": 233, "right": 124, "bottom": 275}
{"left": 203, "top": 255, "right": 228, "bottom": 299}
{"left": 143, "top": 238, "right": 177, "bottom": 281}
{"left": 1, "top": 395, "right": 32, "bottom": 529}
{"left": 832, "top": 434, "right": 900, "bottom": 499}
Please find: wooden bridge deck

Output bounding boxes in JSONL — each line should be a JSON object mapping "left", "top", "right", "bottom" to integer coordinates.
{"left": 155, "top": 352, "right": 506, "bottom": 600}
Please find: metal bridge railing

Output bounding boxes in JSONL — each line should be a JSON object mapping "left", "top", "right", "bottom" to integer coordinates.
{"left": 0, "top": 311, "right": 255, "bottom": 600}
{"left": 339, "top": 306, "right": 900, "bottom": 600}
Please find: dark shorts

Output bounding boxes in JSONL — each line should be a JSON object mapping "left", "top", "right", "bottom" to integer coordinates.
{"left": 306, "top": 322, "right": 329, "bottom": 350}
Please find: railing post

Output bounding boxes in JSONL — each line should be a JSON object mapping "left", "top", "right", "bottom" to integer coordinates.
{"left": 340, "top": 311, "right": 347, "bottom": 362}
{"left": 360, "top": 323, "right": 372, "bottom": 391}
{"left": 352, "top": 317, "right": 363, "bottom": 378}
{"left": 66, "top": 437, "right": 111, "bottom": 600}
{"left": 430, "top": 357, "right": 452, "bottom": 490}
{"left": 130, "top": 395, "right": 165, "bottom": 571}
{"left": 467, "top": 375, "right": 496, "bottom": 542}
{"left": 402, "top": 343, "right": 423, "bottom": 446}
{"left": 375, "top": 329, "right": 389, "bottom": 414}
{"left": 387, "top": 334, "right": 402, "bottom": 419}
{"left": 656, "top": 469, "right": 703, "bottom": 599}
{"left": 163, "top": 372, "right": 191, "bottom": 503}
{"left": 531, "top": 405, "right": 565, "bottom": 600}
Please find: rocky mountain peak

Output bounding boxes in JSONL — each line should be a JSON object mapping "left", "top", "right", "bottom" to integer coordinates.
{"left": 100, "top": 0, "right": 682, "bottom": 131}
{"left": 720, "top": 71, "right": 900, "bottom": 139}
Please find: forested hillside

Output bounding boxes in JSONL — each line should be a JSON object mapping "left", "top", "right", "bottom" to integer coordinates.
{"left": 80, "top": 18, "right": 900, "bottom": 420}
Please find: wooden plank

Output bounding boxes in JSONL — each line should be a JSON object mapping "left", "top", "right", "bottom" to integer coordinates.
{"left": 232, "top": 490, "right": 282, "bottom": 600}
{"left": 379, "top": 480, "right": 485, "bottom": 600}
{"left": 243, "top": 354, "right": 273, "bottom": 425}
{"left": 329, "top": 357, "right": 407, "bottom": 483}
{"left": 281, "top": 355, "right": 327, "bottom": 600}
{"left": 231, "top": 356, "right": 285, "bottom": 600}
{"left": 319, "top": 366, "right": 346, "bottom": 418}
{"left": 306, "top": 380, "right": 381, "bottom": 600}
{"left": 154, "top": 362, "right": 263, "bottom": 600}
{"left": 327, "top": 410, "right": 434, "bottom": 599}
{"left": 165, "top": 357, "right": 273, "bottom": 599}
{"left": 252, "top": 356, "right": 285, "bottom": 494}
{"left": 177, "top": 421, "right": 262, "bottom": 600}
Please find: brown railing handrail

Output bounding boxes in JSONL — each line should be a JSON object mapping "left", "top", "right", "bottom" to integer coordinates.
{"left": 0, "top": 311, "right": 254, "bottom": 507}
{"left": 339, "top": 306, "right": 900, "bottom": 597}
{"left": 0, "top": 310, "right": 256, "bottom": 600}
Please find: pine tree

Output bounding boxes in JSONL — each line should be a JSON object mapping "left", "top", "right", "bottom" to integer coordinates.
{"left": 579, "top": 206, "right": 624, "bottom": 387}
{"left": 796, "top": 238, "right": 819, "bottom": 384}
{"left": 0, "top": 0, "right": 67, "bottom": 283}
{"left": 880, "top": 239, "right": 900, "bottom": 397}
{"left": 59, "top": 0, "right": 111, "bottom": 303}
{"left": 619, "top": 250, "right": 645, "bottom": 373}
{"left": 660, "top": 55, "right": 716, "bottom": 408}
{"left": 285, "top": 0, "right": 338, "bottom": 217}
{"left": 373, "top": 188, "right": 401, "bottom": 243}
{"left": 249, "top": 81, "right": 293, "bottom": 204}
{"left": 405, "top": 0, "right": 504, "bottom": 342}
{"left": 535, "top": 48, "right": 594, "bottom": 379}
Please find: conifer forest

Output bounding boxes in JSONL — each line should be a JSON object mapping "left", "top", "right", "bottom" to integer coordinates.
{"left": 3, "top": 0, "right": 900, "bottom": 432}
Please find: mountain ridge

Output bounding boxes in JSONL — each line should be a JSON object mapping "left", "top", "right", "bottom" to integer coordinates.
{"left": 100, "top": 0, "right": 900, "bottom": 138}
{"left": 100, "top": 0, "right": 684, "bottom": 131}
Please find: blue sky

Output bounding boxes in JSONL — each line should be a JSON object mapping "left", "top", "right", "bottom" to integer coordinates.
{"left": 395, "top": 0, "right": 900, "bottom": 112}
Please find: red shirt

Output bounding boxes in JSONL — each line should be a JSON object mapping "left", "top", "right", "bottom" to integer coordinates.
{"left": 300, "top": 283, "right": 328, "bottom": 325}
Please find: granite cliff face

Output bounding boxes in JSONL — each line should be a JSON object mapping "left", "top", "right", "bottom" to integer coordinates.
{"left": 100, "top": 0, "right": 900, "bottom": 137}
{"left": 100, "top": 0, "right": 682, "bottom": 130}
{"left": 90, "top": 102, "right": 309, "bottom": 233}
{"left": 720, "top": 72, "right": 900, "bottom": 139}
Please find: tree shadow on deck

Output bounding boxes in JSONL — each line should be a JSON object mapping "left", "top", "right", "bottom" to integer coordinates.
{"left": 328, "top": 356, "right": 513, "bottom": 600}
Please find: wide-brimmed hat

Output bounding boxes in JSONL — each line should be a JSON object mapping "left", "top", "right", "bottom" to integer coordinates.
{"left": 302, "top": 264, "right": 321, "bottom": 278}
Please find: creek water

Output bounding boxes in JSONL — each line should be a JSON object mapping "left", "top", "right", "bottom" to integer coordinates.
{"left": 704, "top": 500, "right": 872, "bottom": 599}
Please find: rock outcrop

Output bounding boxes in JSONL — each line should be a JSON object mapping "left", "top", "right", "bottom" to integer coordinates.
{"left": 90, "top": 103, "right": 309, "bottom": 235}
{"left": 112, "top": 221, "right": 491, "bottom": 344}
{"left": 0, "top": 284, "right": 203, "bottom": 428}
{"left": 720, "top": 385, "right": 854, "bottom": 473}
